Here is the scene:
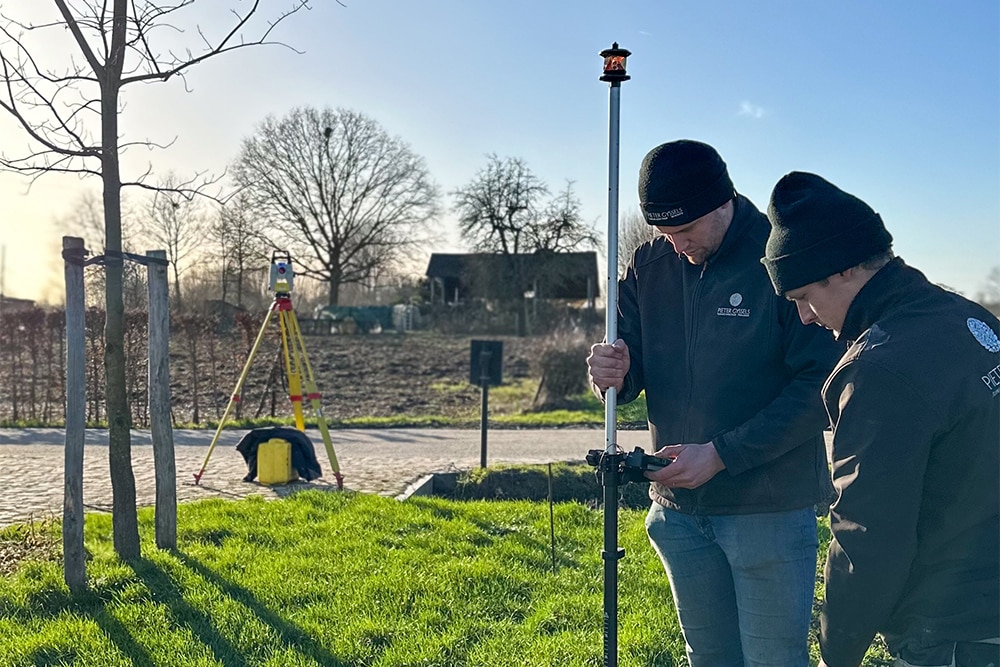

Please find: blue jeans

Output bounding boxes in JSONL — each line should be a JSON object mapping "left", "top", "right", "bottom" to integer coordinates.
{"left": 645, "top": 504, "right": 818, "bottom": 667}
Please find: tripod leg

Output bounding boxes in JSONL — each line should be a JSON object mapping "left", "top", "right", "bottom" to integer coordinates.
{"left": 193, "top": 304, "right": 277, "bottom": 485}
{"left": 285, "top": 307, "right": 344, "bottom": 489}
{"left": 278, "top": 309, "right": 306, "bottom": 431}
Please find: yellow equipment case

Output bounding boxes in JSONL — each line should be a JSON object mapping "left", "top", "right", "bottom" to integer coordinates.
{"left": 257, "top": 438, "right": 299, "bottom": 485}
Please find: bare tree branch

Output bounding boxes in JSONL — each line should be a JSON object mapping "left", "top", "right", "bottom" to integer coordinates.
{"left": 0, "top": 0, "right": 323, "bottom": 562}
{"left": 452, "top": 155, "right": 600, "bottom": 335}
{"left": 232, "top": 106, "right": 442, "bottom": 306}
{"left": 53, "top": 0, "right": 105, "bottom": 75}
{"left": 0, "top": 1, "right": 316, "bottom": 190}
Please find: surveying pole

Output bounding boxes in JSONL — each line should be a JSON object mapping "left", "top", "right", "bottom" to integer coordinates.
{"left": 193, "top": 251, "right": 343, "bottom": 489}
{"left": 596, "top": 42, "right": 631, "bottom": 667}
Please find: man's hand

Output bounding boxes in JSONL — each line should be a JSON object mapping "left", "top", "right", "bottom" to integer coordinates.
{"left": 645, "top": 442, "right": 725, "bottom": 489}
{"left": 587, "top": 338, "right": 630, "bottom": 393}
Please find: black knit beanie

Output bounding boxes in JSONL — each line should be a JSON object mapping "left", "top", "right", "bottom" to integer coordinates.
{"left": 638, "top": 140, "right": 735, "bottom": 226}
{"left": 762, "top": 171, "right": 893, "bottom": 295}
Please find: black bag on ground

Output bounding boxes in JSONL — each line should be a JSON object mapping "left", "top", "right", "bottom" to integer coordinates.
{"left": 235, "top": 426, "right": 323, "bottom": 483}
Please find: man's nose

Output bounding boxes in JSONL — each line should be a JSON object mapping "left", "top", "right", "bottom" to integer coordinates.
{"left": 666, "top": 234, "right": 686, "bottom": 253}
{"left": 796, "top": 301, "right": 816, "bottom": 325}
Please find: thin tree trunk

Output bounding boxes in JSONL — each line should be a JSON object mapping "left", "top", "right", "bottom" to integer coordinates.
{"left": 101, "top": 34, "right": 140, "bottom": 559}
{"left": 172, "top": 262, "right": 183, "bottom": 312}
{"left": 189, "top": 326, "right": 200, "bottom": 424}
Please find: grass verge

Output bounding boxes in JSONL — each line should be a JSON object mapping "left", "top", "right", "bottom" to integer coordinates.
{"left": 0, "top": 492, "right": 681, "bottom": 667}
{"left": 0, "top": 382, "right": 649, "bottom": 430}
{"left": 0, "top": 490, "right": 893, "bottom": 667}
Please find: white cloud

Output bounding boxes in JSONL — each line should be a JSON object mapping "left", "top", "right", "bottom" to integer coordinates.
{"left": 738, "top": 101, "right": 766, "bottom": 119}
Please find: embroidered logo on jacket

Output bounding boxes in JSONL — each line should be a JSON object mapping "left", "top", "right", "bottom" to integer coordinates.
{"left": 969, "top": 318, "right": 1000, "bottom": 353}
{"left": 717, "top": 292, "right": 750, "bottom": 318}
{"left": 984, "top": 365, "right": 1000, "bottom": 396}
{"left": 971, "top": 318, "right": 1000, "bottom": 396}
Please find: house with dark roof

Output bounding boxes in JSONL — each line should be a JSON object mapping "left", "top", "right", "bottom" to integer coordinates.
{"left": 0, "top": 295, "right": 37, "bottom": 312}
{"left": 425, "top": 251, "right": 599, "bottom": 305}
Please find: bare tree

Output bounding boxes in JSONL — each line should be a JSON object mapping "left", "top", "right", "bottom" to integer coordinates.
{"left": 618, "top": 208, "right": 658, "bottom": 278}
{"left": 209, "top": 193, "right": 268, "bottom": 308}
{"left": 453, "top": 154, "right": 598, "bottom": 335}
{"left": 0, "top": 1, "right": 314, "bottom": 560}
{"left": 977, "top": 265, "right": 1000, "bottom": 317}
{"left": 54, "top": 190, "right": 147, "bottom": 309}
{"left": 232, "top": 106, "right": 442, "bottom": 306}
{"left": 138, "top": 173, "right": 208, "bottom": 311}
{"left": 536, "top": 181, "right": 601, "bottom": 252}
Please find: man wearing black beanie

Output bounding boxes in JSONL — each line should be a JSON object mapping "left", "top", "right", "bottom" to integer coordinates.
{"left": 763, "top": 172, "right": 1000, "bottom": 667}
{"left": 587, "top": 141, "right": 842, "bottom": 666}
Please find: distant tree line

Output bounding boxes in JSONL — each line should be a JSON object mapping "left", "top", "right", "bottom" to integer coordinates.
{"left": 55, "top": 106, "right": 602, "bottom": 327}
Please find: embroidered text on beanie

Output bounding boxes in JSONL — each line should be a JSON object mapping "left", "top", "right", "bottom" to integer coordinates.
{"left": 762, "top": 171, "right": 893, "bottom": 295}
{"left": 638, "top": 140, "right": 735, "bottom": 227}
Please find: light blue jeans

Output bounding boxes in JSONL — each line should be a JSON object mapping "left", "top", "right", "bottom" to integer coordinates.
{"left": 645, "top": 504, "right": 818, "bottom": 667}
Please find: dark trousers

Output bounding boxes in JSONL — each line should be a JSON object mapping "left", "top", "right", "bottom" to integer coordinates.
{"left": 895, "top": 640, "right": 1000, "bottom": 667}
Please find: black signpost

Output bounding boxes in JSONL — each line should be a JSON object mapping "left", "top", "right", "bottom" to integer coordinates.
{"left": 469, "top": 339, "right": 503, "bottom": 468}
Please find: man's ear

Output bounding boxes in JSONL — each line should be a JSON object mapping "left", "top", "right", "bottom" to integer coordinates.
{"left": 835, "top": 264, "right": 869, "bottom": 287}
{"left": 836, "top": 265, "right": 858, "bottom": 280}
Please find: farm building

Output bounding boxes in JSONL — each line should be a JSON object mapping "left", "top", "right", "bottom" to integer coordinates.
{"left": 425, "top": 251, "right": 599, "bottom": 306}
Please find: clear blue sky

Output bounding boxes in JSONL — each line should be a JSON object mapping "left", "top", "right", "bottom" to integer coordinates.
{"left": 1, "top": 0, "right": 997, "bottom": 302}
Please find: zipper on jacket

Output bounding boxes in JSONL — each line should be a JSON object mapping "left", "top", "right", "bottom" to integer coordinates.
{"left": 681, "top": 261, "right": 709, "bottom": 441}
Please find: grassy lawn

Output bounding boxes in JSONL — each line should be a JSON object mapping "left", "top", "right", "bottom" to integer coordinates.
{"left": 0, "top": 490, "right": 892, "bottom": 667}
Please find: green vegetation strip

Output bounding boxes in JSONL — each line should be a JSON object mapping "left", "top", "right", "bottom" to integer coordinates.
{"left": 0, "top": 388, "right": 650, "bottom": 430}
{"left": 0, "top": 489, "right": 891, "bottom": 666}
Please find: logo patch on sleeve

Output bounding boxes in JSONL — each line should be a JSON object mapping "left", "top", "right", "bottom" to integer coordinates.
{"left": 968, "top": 318, "right": 1000, "bottom": 353}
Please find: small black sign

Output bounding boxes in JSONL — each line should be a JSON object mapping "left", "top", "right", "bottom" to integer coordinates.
{"left": 469, "top": 340, "right": 503, "bottom": 386}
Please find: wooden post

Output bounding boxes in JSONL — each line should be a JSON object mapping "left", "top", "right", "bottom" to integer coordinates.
{"left": 62, "top": 236, "right": 86, "bottom": 591}
{"left": 147, "top": 250, "right": 176, "bottom": 549}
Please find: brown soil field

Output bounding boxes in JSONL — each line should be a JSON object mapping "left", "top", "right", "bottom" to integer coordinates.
{"left": 0, "top": 307, "right": 600, "bottom": 425}
{"left": 171, "top": 332, "right": 553, "bottom": 424}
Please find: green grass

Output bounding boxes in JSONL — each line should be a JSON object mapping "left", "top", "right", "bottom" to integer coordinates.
{"left": 0, "top": 492, "right": 892, "bottom": 667}
{"left": 0, "top": 493, "right": 680, "bottom": 667}
{"left": 44, "top": 386, "right": 647, "bottom": 431}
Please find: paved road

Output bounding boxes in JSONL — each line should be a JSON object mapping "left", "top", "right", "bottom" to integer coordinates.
{"left": 0, "top": 427, "right": 653, "bottom": 527}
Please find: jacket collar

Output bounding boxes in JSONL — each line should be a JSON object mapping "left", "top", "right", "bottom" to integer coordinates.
{"left": 839, "top": 257, "right": 927, "bottom": 341}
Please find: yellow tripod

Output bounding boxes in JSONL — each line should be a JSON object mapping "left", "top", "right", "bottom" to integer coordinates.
{"left": 193, "top": 251, "right": 343, "bottom": 489}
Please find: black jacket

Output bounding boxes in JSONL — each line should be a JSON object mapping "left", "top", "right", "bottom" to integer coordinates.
{"left": 235, "top": 426, "right": 323, "bottom": 482}
{"left": 819, "top": 259, "right": 1000, "bottom": 666}
{"left": 616, "top": 195, "right": 842, "bottom": 514}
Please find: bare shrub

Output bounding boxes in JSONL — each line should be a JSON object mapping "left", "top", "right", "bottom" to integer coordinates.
{"left": 530, "top": 329, "right": 591, "bottom": 411}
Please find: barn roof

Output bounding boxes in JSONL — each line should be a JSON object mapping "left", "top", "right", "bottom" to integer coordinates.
{"left": 426, "top": 251, "right": 599, "bottom": 300}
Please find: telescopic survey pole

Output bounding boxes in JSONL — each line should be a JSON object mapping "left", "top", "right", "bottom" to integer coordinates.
{"left": 598, "top": 42, "right": 630, "bottom": 667}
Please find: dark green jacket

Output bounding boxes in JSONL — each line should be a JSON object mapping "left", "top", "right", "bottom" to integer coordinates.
{"left": 820, "top": 258, "right": 1000, "bottom": 666}
{"left": 616, "top": 195, "right": 841, "bottom": 514}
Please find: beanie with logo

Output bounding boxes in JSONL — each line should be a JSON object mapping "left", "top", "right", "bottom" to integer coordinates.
{"left": 638, "top": 140, "right": 735, "bottom": 227}
{"left": 762, "top": 171, "right": 893, "bottom": 295}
